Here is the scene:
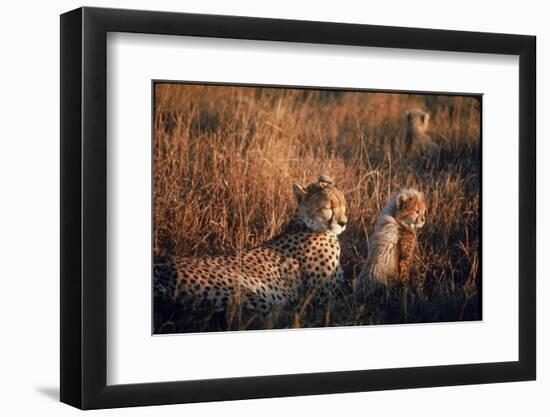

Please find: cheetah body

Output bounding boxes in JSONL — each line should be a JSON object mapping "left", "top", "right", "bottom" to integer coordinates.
{"left": 155, "top": 228, "right": 343, "bottom": 313}
{"left": 154, "top": 176, "right": 347, "bottom": 315}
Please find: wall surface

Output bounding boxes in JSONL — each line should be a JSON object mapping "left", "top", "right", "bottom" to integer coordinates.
{"left": 0, "top": 0, "right": 546, "bottom": 415}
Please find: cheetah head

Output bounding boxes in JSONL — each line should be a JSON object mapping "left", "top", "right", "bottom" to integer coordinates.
{"left": 292, "top": 175, "right": 347, "bottom": 235}
{"left": 406, "top": 109, "right": 430, "bottom": 131}
{"left": 394, "top": 189, "right": 427, "bottom": 230}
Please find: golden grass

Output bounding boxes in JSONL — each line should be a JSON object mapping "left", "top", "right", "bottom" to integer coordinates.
{"left": 153, "top": 83, "right": 481, "bottom": 332}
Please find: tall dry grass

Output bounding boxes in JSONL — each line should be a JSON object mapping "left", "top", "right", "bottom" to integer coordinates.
{"left": 153, "top": 83, "right": 481, "bottom": 332}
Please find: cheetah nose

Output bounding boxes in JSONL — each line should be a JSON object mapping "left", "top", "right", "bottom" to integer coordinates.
{"left": 338, "top": 220, "right": 347, "bottom": 227}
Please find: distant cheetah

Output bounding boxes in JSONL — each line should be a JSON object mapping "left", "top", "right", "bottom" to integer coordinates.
{"left": 405, "top": 109, "right": 440, "bottom": 156}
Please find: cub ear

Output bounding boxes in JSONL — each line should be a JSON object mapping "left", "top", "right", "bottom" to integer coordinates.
{"left": 396, "top": 192, "right": 408, "bottom": 209}
{"left": 317, "top": 175, "right": 332, "bottom": 190}
{"left": 292, "top": 182, "right": 307, "bottom": 202}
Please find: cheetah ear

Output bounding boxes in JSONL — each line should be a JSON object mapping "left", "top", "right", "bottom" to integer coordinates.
{"left": 396, "top": 193, "right": 408, "bottom": 209}
{"left": 292, "top": 183, "right": 307, "bottom": 202}
{"left": 318, "top": 175, "right": 333, "bottom": 186}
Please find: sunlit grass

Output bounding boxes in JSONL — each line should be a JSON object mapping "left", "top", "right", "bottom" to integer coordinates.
{"left": 153, "top": 83, "right": 481, "bottom": 333}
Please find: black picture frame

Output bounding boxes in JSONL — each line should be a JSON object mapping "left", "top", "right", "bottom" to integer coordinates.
{"left": 60, "top": 6, "right": 536, "bottom": 410}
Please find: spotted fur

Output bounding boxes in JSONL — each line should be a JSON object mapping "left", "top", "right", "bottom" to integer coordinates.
{"left": 358, "top": 189, "right": 426, "bottom": 289}
{"left": 154, "top": 176, "right": 347, "bottom": 316}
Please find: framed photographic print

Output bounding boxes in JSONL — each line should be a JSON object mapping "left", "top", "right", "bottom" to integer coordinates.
{"left": 60, "top": 6, "right": 536, "bottom": 410}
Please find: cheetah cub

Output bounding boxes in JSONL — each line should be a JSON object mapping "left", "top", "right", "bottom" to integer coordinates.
{"left": 359, "top": 189, "right": 426, "bottom": 290}
{"left": 405, "top": 109, "right": 440, "bottom": 156}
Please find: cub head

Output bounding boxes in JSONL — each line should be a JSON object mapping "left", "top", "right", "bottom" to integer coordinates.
{"left": 394, "top": 189, "right": 427, "bottom": 229}
{"left": 292, "top": 175, "right": 347, "bottom": 235}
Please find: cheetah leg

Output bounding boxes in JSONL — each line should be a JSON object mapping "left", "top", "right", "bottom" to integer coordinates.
{"left": 401, "top": 285, "right": 409, "bottom": 322}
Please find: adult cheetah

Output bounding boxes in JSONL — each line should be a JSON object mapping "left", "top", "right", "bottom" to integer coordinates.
{"left": 154, "top": 175, "right": 348, "bottom": 322}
